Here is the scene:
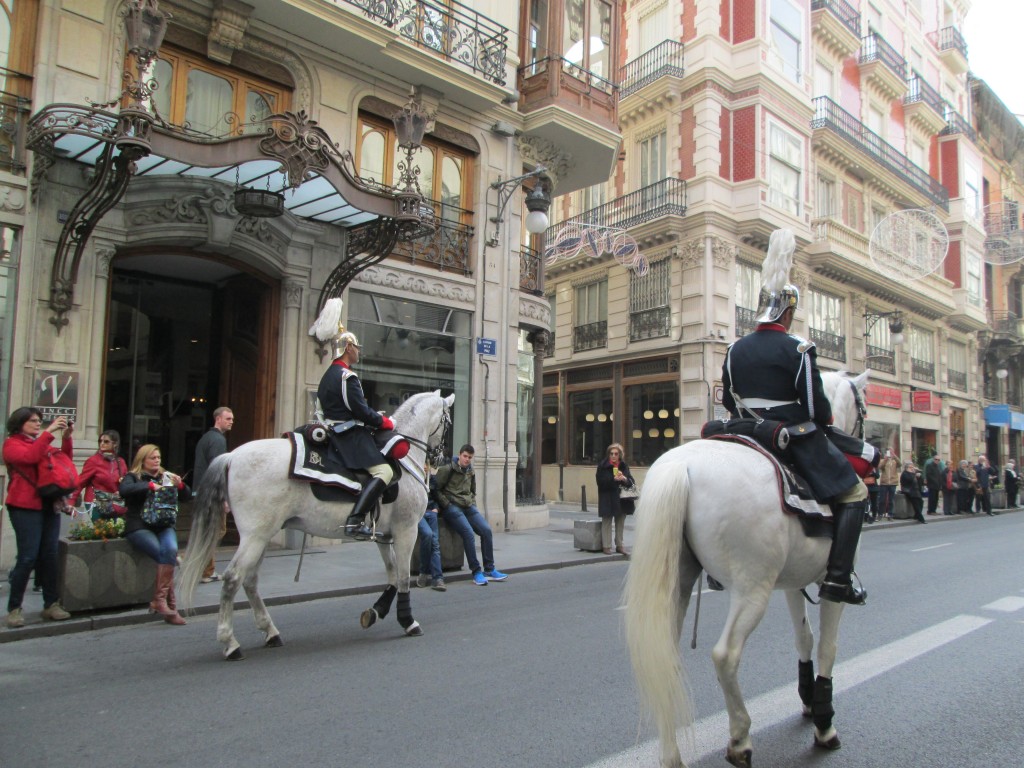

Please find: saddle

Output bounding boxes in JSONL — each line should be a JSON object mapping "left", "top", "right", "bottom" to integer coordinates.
{"left": 285, "top": 424, "right": 403, "bottom": 505}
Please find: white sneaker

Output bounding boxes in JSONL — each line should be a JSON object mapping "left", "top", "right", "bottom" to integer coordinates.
{"left": 416, "top": 573, "right": 431, "bottom": 588}
{"left": 5, "top": 607, "right": 25, "bottom": 628}
{"left": 41, "top": 603, "right": 71, "bottom": 621}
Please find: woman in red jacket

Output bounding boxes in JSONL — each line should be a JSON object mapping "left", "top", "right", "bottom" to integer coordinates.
{"left": 3, "top": 407, "right": 74, "bottom": 628}
{"left": 78, "top": 429, "right": 127, "bottom": 519}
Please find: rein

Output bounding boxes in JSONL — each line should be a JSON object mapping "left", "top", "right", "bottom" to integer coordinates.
{"left": 845, "top": 378, "right": 868, "bottom": 439}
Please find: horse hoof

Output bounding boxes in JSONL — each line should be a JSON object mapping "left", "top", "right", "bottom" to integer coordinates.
{"left": 404, "top": 621, "right": 423, "bottom": 637}
{"left": 225, "top": 647, "right": 245, "bottom": 661}
{"left": 725, "top": 748, "right": 752, "bottom": 768}
{"left": 814, "top": 734, "right": 841, "bottom": 751}
{"left": 360, "top": 608, "right": 378, "bottom": 629}
{"left": 265, "top": 634, "right": 284, "bottom": 648}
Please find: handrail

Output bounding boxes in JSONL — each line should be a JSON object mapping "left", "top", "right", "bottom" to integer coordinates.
{"left": 619, "top": 40, "right": 684, "bottom": 99}
{"left": 520, "top": 55, "right": 617, "bottom": 95}
{"left": 0, "top": 72, "right": 33, "bottom": 174}
{"left": 519, "top": 247, "right": 543, "bottom": 295}
{"left": 938, "top": 26, "right": 968, "bottom": 59}
{"left": 904, "top": 71, "right": 944, "bottom": 116}
{"left": 811, "top": 0, "right": 861, "bottom": 40}
{"left": 546, "top": 177, "right": 687, "bottom": 240}
{"left": 941, "top": 103, "right": 977, "bottom": 142}
{"left": 860, "top": 31, "right": 907, "bottom": 81}
{"left": 812, "top": 97, "right": 949, "bottom": 210}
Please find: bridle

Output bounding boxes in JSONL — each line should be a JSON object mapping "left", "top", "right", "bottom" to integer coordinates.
{"left": 400, "top": 401, "right": 451, "bottom": 471}
{"left": 846, "top": 378, "right": 868, "bottom": 439}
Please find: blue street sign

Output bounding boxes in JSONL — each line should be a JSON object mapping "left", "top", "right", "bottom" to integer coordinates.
{"left": 476, "top": 338, "right": 497, "bottom": 356}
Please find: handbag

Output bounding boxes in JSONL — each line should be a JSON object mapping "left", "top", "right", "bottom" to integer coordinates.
{"left": 141, "top": 482, "right": 179, "bottom": 527}
{"left": 619, "top": 481, "right": 640, "bottom": 502}
{"left": 91, "top": 490, "right": 127, "bottom": 520}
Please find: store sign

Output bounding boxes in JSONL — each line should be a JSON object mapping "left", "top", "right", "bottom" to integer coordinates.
{"left": 32, "top": 370, "right": 79, "bottom": 424}
{"left": 865, "top": 383, "right": 901, "bottom": 409}
{"left": 985, "top": 403, "right": 1011, "bottom": 426}
{"left": 911, "top": 391, "right": 942, "bottom": 414}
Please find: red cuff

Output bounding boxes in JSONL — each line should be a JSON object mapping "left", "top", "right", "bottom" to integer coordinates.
{"left": 381, "top": 416, "right": 394, "bottom": 431}
{"left": 176, "top": 480, "right": 185, "bottom": 490}
{"left": 148, "top": 482, "right": 159, "bottom": 491}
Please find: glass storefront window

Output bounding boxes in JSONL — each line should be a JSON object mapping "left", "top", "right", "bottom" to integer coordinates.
{"left": 569, "top": 388, "right": 612, "bottom": 465}
{"left": 516, "top": 330, "right": 536, "bottom": 499}
{"left": 542, "top": 393, "right": 558, "bottom": 464}
{"left": 625, "top": 381, "right": 679, "bottom": 466}
{"left": 0, "top": 226, "right": 18, "bottom": 420}
{"left": 864, "top": 421, "right": 899, "bottom": 458}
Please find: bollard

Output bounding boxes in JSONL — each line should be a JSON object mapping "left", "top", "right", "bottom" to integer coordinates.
{"left": 581, "top": 485, "right": 587, "bottom": 512}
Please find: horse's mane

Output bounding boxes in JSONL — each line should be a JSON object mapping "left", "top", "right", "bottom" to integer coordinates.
{"left": 391, "top": 390, "right": 439, "bottom": 423}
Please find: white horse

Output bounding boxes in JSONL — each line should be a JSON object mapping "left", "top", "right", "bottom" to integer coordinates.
{"left": 178, "top": 390, "right": 455, "bottom": 660}
{"left": 624, "top": 370, "right": 869, "bottom": 768}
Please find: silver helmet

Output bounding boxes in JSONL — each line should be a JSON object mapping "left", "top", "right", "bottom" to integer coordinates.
{"left": 755, "top": 228, "right": 799, "bottom": 323}
{"left": 333, "top": 331, "right": 361, "bottom": 360}
{"left": 754, "top": 284, "right": 800, "bottom": 323}
{"left": 309, "top": 298, "right": 357, "bottom": 359}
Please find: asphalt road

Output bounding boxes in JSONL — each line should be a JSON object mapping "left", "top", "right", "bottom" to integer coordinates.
{"left": 2, "top": 514, "right": 1022, "bottom": 768}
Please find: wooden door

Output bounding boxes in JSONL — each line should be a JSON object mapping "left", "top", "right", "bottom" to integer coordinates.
{"left": 950, "top": 407, "right": 965, "bottom": 464}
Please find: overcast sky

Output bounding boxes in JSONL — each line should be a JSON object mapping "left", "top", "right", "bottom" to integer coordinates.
{"left": 964, "top": 1, "right": 1022, "bottom": 118}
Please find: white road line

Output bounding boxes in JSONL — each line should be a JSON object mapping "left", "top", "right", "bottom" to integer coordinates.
{"left": 981, "top": 596, "right": 1024, "bottom": 612}
{"left": 585, "top": 614, "right": 992, "bottom": 768}
{"left": 911, "top": 542, "right": 953, "bottom": 552}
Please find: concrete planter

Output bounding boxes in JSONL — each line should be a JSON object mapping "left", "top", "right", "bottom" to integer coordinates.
{"left": 410, "top": 518, "right": 465, "bottom": 574}
{"left": 990, "top": 488, "right": 1007, "bottom": 509}
{"left": 58, "top": 538, "right": 156, "bottom": 612}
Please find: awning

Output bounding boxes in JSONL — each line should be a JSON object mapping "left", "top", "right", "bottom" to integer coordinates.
{"left": 984, "top": 404, "right": 1011, "bottom": 426}
{"left": 1012, "top": 411, "right": 1024, "bottom": 431}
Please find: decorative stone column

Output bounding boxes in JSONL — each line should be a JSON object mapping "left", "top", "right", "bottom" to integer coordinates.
{"left": 526, "top": 329, "right": 549, "bottom": 501}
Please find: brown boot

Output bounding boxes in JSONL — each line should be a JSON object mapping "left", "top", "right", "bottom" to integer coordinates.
{"left": 151, "top": 564, "right": 186, "bottom": 625}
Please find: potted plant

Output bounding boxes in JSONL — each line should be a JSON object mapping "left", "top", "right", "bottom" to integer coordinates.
{"left": 58, "top": 514, "right": 156, "bottom": 612}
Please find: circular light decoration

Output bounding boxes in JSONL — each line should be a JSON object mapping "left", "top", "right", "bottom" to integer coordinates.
{"left": 544, "top": 222, "right": 647, "bottom": 275}
{"left": 546, "top": 416, "right": 557, "bottom": 424}
{"left": 674, "top": 408, "right": 680, "bottom": 417}
{"left": 597, "top": 414, "right": 607, "bottom": 422}
{"left": 643, "top": 410, "right": 654, "bottom": 420}
{"left": 648, "top": 428, "right": 660, "bottom": 438}
{"left": 658, "top": 409, "right": 669, "bottom": 419}
{"left": 869, "top": 209, "right": 949, "bottom": 281}
{"left": 664, "top": 428, "right": 676, "bottom": 438}
{"left": 585, "top": 413, "right": 595, "bottom": 422}
{"left": 632, "top": 429, "right": 643, "bottom": 439}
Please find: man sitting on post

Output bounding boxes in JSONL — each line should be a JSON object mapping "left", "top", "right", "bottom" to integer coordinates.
{"left": 432, "top": 444, "right": 509, "bottom": 587}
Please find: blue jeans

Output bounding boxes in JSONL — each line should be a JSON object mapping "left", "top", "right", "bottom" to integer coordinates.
{"left": 126, "top": 526, "right": 179, "bottom": 565}
{"left": 877, "top": 485, "right": 896, "bottom": 517}
{"left": 6, "top": 506, "right": 61, "bottom": 611}
{"left": 441, "top": 503, "right": 494, "bottom": 574}
{"left": 417, "top": 511, "right": 442, "bottom": 581}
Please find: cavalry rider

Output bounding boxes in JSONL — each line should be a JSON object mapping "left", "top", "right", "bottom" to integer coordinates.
{"left": 721, "top": 236, "right": 868, "bottom": 606}
{"left": 311, "top": 298, "right": 395, "bottom": 540}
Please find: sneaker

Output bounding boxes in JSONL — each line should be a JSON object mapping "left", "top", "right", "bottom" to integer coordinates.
{"left": 416, "top": 573, "right": 431, "bottom": 588}
{"left": 200, "top": 573, "right": 222, "bottom": 584}
{"left": 472, "top": 571, "right": 488, "bottom": 586}
{"left": 484, "top": 569, "right": 508, "bottom": 582}
{"left": 41, "top": 603, "right": 71, "bottom": 621}
{"left": 432, "top": 579, "right": 447, "bottom": 592}
{"left": 5, "top": 607, "right": 24, "bottom": 628}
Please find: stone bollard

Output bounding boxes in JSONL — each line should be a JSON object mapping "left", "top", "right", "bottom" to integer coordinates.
{"left": 573, "top": 519, "right": 603, "bottom": 552}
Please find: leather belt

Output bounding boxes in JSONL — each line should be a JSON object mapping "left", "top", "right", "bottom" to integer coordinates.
{"left": 742, "top": 398, "right": 798, "bottom": 409}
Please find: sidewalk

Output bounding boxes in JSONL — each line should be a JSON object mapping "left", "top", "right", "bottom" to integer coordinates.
{"left": 2, "top": 503, "right": 1019, "bottom": 643}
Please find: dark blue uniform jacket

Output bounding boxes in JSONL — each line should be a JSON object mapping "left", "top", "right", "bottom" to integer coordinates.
{"left": 317, "top": 361, "right": 385, "bottom": 469}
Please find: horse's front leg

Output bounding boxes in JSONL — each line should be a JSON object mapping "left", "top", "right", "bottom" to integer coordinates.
{"left": 784, "top": 589, "right": 816, "bottom": 716}
{"left": 240, "top": 551, "right": 282, "bottom": 649}
{"left": 811, "top": 600, "right": 846, "bottom": 750}
{"left": 360, "top": 584, "right": 397, "bottom": 629}
{"left": 713, "top": 588, "right": 772, "bottom": 768}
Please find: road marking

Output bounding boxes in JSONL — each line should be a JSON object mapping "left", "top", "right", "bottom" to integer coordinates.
{"left": 911, "top": 542, "right": 953, "bottom": 552}
{"left": 584, "top": 614, "right": 992, "bottom": 768}
{"left": 981, "top": 596, "right": 1024, "bottom": 612}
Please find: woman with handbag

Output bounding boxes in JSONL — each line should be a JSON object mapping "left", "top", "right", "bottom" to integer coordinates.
{"left": 595, "top": 443, "right": 636, "bottom": 556}
{"left": 3, "top": 407, "right": 74, "bottom": 628}
{"left": 119, "top": 444, "right": 191, "bottom": 625}
{"left": 77, "top": 429, "right": 128, "bottom": 520}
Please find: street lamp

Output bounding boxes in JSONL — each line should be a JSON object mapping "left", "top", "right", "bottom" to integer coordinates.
{"left": 864, "top": 309, "right": 905, "bottom": 345}
{"left": 487, "top": 167, "right": 551, "bottom": 246}
{"left": 123, "top": 0, "right": 171, "bottom": 112}
{"left": 392, "top": 89, "right": 433, "bottom": 195}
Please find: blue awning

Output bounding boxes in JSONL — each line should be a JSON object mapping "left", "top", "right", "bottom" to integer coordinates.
{"left": 1012, "top": 411, "right": 1024, "bottom": 431}
{"left": 985, "top": 404, "right": 1011, "bottom": 426}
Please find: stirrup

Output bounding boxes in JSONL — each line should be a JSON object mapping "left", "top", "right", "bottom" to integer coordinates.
{"left": 818, "top": 576, "right": 867, "bottom": 606}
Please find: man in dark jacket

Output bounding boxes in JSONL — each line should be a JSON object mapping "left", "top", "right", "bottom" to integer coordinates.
{"left": 317, "top": 331, "right": 395, "bottom": 539}
{"left": 722, "top": 287, "right": 868, "bottom": 605}
{"left": 923, "top": 454, "right": 944, "bottom": 515}
{"left": 973, "top": 455, "right": 998, "bottom": 516}
{"left": 194, "top": 406, "right": 233, "bottom": 582}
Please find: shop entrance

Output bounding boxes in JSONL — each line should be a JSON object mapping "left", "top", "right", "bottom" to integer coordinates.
{"left": 102, "top": 254, "right": 279, "bottom": 498}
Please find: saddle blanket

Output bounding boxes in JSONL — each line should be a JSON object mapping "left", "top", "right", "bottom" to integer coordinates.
{"left": 287, "top": 432, "right": 362, "bottom": 494}
{"left": 703, "top": 434, "right": 832, "bottom": 527}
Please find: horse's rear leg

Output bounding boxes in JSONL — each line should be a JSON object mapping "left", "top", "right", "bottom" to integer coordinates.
{"left": 784, "top": 589, "right": 816, "bottom": 716}
{"left": 218, "top": 537, "right": 270, "bottom": 661}
{"left": 811, "top": 600, "right": 846, "bottom": 750}
{"left": 713, "top": 590, "right": 772, "bottom": 768}
{"left": 240, "top": 551, "right": 282, "bottom": 649}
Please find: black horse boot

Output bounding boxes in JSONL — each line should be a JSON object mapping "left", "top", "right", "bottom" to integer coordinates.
{"left": 819, "top": 500, "right": 868, "bottom": 605}
{"left": 344, "top": 478, "right": 389, "bottom": 541}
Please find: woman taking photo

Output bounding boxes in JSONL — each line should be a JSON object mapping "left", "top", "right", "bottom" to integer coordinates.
{"left": 78, "top": 429, "right": 127, "bottom": 519}
{"left": 119, "top": 444, "right": 191, "bottom": 625}
{"left": 3, "top": 407, "right": 74, "bottom": 628}
{"left": 595, "top": 442, "right": 636, "bottom": 556}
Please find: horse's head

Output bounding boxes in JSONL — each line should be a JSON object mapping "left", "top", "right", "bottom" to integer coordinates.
{"left": 822, "top": 370, "right": 869, "bottom": 436}
{"left": 392, "top": 390, "right": 455, "bottom": 465}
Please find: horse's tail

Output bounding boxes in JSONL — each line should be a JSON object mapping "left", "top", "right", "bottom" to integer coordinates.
{"left": 623, "top": 452, "right": 694, "bottom": 746}
{"left": 177, "top": 453, "right": 231, "bottom": 612}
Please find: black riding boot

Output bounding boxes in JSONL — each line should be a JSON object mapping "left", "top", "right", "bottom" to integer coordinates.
{"left": 819, "top": 500, "right": 868, "bottom": 605}
{"left": 344, "top": 478, "right": 389, "bottom": 541}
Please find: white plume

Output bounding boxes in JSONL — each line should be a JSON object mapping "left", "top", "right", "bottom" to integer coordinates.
{"left": 761, "top": 229, "right": 796, "bottom": 294}
{"left": 309, "top": 298, "right": 344, "bottom": 342}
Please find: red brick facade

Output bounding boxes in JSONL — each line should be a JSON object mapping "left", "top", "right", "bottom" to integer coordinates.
{"left": 733, "top": 105, "right": 756, "bottom": 181}
{"left": 680, "top": 106, "right": 696, "bottom": 179}
{"left": 944, "top": 239, "right": 962, "bottom": 287}
{"left": 719, "top": 108, "right": 732, "bottom": 179}
{"left": 939, "top": 138, "right": 960, "bottom": 198}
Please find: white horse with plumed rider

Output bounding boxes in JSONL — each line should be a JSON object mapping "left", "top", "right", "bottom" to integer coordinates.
{"left": 178, "top": 298, "right": 453, "bottom": 660}
{"left": 625, "top": 229, "right": 877, "bottom": 767}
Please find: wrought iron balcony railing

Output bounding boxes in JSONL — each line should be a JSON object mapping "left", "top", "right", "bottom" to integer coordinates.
{"left": 0, "top": 68, "right": 32, "bottom": 174}
{"left": 812, "top": 97, "right": 949, "bottom": 210}
{"left": 948, "top": 369, "right": 968, "bottom": 392}
{"left": 904, "top": 72, "right": 944, "bottom": 116}
{"left": 811, "top": 0, "right": 861, "bottom": 40}
{"left": 619, "top": 40, "right": 684, "bottom": 99}
{"left": 941, "top": 103, "right": 977, "bottom": 142}
{"left": 519, "top": 247, "right": 542, "bottom": 296}
{"left": 392, "top": 209, "right": 473, "bottom": 274}
{"left": 866, "top": 344, "right": 895, "bottom": 374}
{"left": 988, "top": 310, "right": 1022, "bottom": 337}
{"left": 573, "top": 320, "right": 608, "bottom": 352}
{"left": 546, "top": 177, "right": 687, "bottom": 240}
{"left": 524, "top": 56, "right": 616, "bottom": 95}
{"left": 938, "top": 26, "right": 968, "bottom": 59}
{"left": 735, "top": 306, "right": 758, "bottom": 337}
{"left": 860, "top": 31, "right": 907, "bottom": 82}
{"left": 809, "top": 327, "right": 847, "bottom": 362}
{"left": 911, "top": 357, "right": 936, "bottom": 384}
{"left": 629, "top": 307, "right": 670, "bottom": 341}
{"left": 344, "top": 0, "right": 508, "bottom": 85}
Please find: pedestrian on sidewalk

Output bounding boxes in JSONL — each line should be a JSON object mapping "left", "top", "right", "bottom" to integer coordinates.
{"left": 596, "top": 443, "right": 634, "bottom": 555}
{"left": 924, "top": 453, "right": 944, "bottom": 515}
{"left": 864, "top": 466, "right": 880, "bottom": 523}
{"left": 956, "top": 460, "right": 975, "bottom": 514}
{"left": 3, "top": 408, "right": 74, "bottom": 628}
{"left": 900, "top": 461, "right": 925, "bottom": 523}
{"left": 415, "top": 499, "right": 445, "bottom": 591}
{"left": 1004, "top": 460, "right": 1018, "bottom": 508}
{"left": 433, "top": 444, "right": 508, "bottom": 586}
{"left": 973, "top": 455, "right": 997, "bottom": 515}
{"left": 193, "top": 406, "right": 234, "bottom": 582}
{"left": 877, "top": 449, "right": 900, "bottom": 519}
{"left": 942, "top": 461, "right": 959, "bottom": 515}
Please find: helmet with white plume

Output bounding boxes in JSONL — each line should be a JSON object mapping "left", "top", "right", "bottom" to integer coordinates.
{"left": 309, "top": 298, "right": 361, "bottom": 359}
{"left": 754, "top": 228, "right": 799, "bottom": 323}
